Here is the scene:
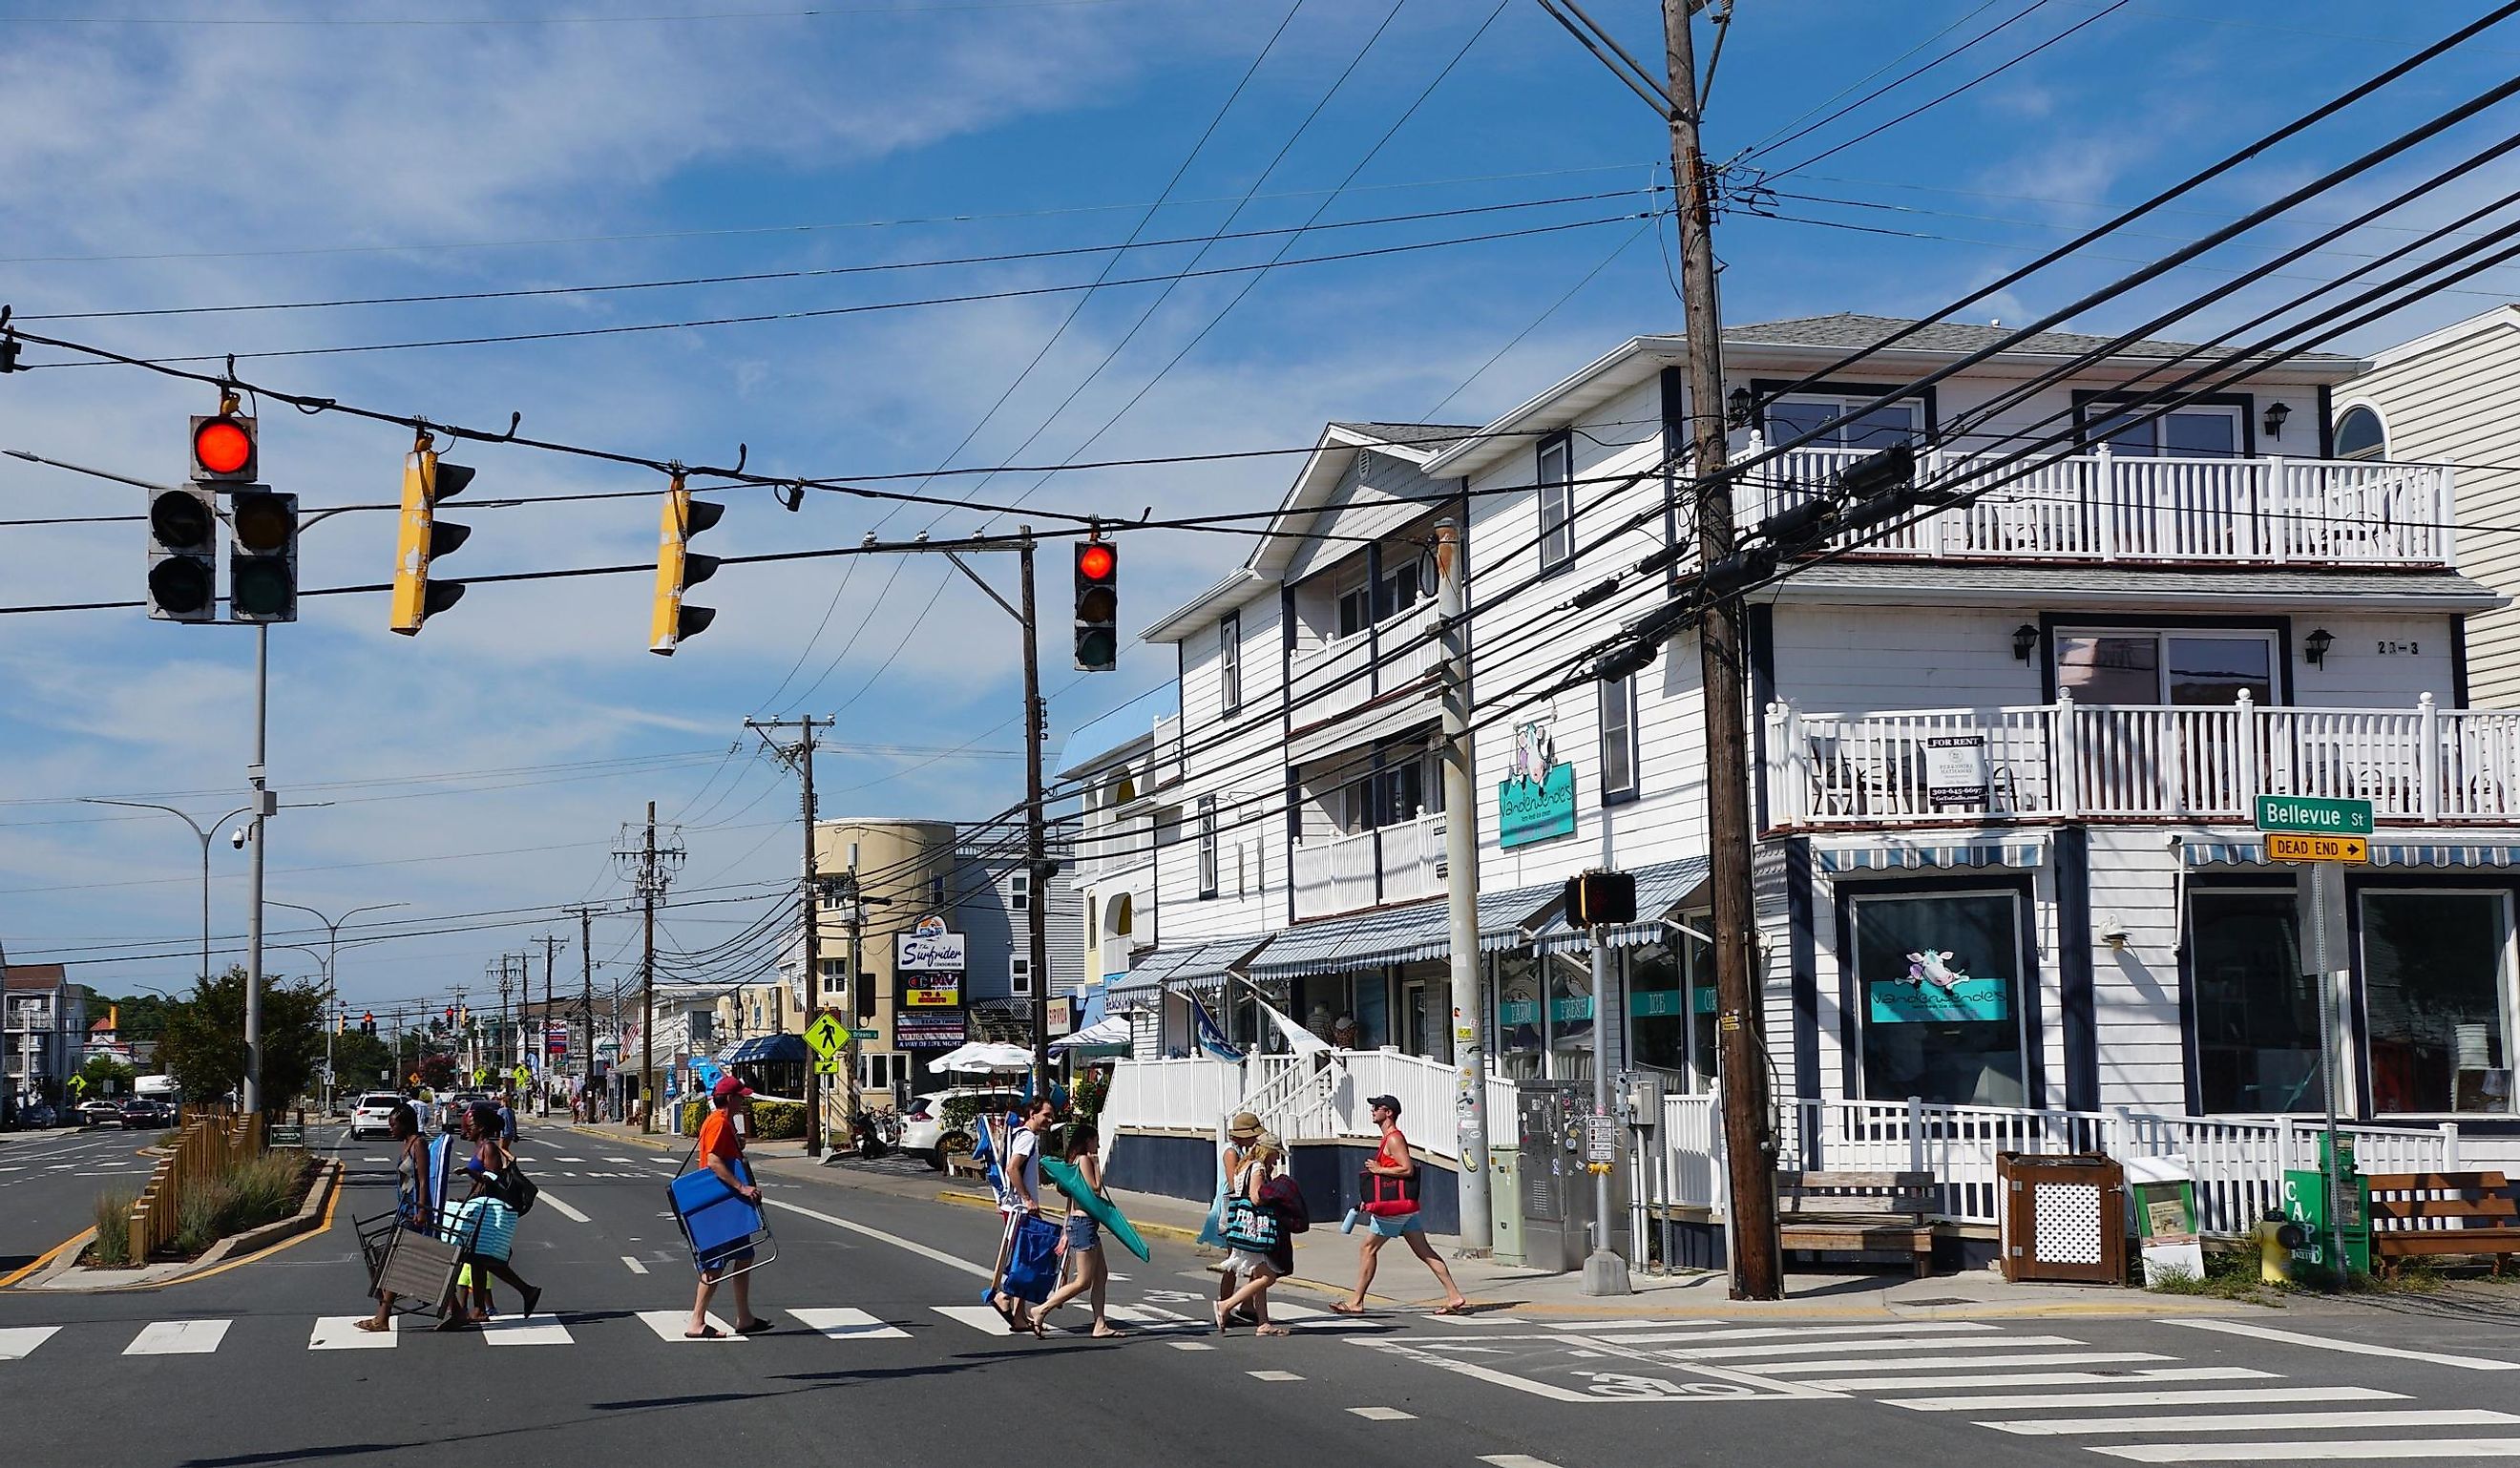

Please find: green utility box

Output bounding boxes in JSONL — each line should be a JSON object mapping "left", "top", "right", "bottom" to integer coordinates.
{"left": 1488, "top": 1146, "right": 1524, "bottom": 1267}
{"left": 2281, "top": 1131, "right": 2371, "bottom": 1279}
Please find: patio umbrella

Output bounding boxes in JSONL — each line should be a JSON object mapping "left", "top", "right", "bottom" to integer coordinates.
{"left": 1049, "top": 1016, "right": 1131, "bottom": 1051}
{"left": 931, "top": 1041, "right": 1035, "bottom": 1074}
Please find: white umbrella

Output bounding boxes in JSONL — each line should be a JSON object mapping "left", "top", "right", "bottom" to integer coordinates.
{"left": 1050, "top": 1016, "right": 1131, "bottom": 1051}
{"left": 931, "top": 1040, "right": 1035, "bottom": 1074}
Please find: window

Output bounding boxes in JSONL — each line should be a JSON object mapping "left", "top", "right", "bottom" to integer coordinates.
{"left": 819, "top": 956, "right": 847, "bottom": 996}
{"left": 1010, "top": 955, "right": 1034, "bottom": 996}
{"left": 1600, "top": 673, "right": 1638, "bottom": 803}
{"left": 1849, "top": 889, "right": 2027, "bottom": 1106}
{"left": 1764, "top": 394, "right": 1922, "bottom": 451}
{"left": 2054, "top": 628, "right": 2276, "bottom": 706}
{"left": 1340, "top": 752, "right": 1439, "bottom": 832}
{"left": 2191, "top": 889, "right": 2320, "bottom": 1113}
{"left": 1628, "top": 931, "right": 1716, "bottom": 1092}
{"left": 860, "top": 1052, "right": 899, "bottom": 1091}
{"left": 1538, "top": 434, "right": 1575, "bottom": 572}
{"left": 2335, "top": 405, "right": 2387, "bottom": 461}
{"left": 1336, "top": 583, "right": 1373, "bottom": 638}
{"left": 2362, "top": 890, "right": 2513, "bottom": 1115}
{"left": 1218, "top": 614, "right": 1243, "bottom": 714}
{"left": 1335, "top": 559, "right": 1424, "bottom": 640}
{"left": 1196, "top": 795, "right": 1219, "bottom": 898}
{"left": 1010, "top": 870, "right": 1030, "bottom": 912}
{"left": 2082, "top": 401, "right": 2243, "bottom": 458}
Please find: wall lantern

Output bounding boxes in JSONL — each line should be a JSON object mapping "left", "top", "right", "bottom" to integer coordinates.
{"left": 2304, "top": 627, "right": 2333, "bottom": 667}
{"left": 2263, "top": 400, "right": 2291, "bottom": 442}
{"left": 1727, "top": 386, "right": 1754, "bottom": 430}
{"left": 2012, "top": 623, "right": 2040, "bottom": 661}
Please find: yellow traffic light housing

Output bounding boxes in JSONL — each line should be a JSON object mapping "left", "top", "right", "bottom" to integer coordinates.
{"left": 390, "top": 432, "right": 473, "bottom": 636}
{"left": 649, "top": 474, "right": 724, "bottom": 655}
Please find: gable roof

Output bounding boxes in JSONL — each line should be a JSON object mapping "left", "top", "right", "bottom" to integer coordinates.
{"left": 4, "top": 964, "right": 67, "bottom": 991}
{"left": 1724, "top": 312, "right": 2358, "bottom": 364}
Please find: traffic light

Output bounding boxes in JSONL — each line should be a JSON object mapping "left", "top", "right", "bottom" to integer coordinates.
{"left": 649, "top": 474, "right": 723, "bottom": 655}
{"left": 146, "top": 484, "right": 218, "bottom": 621}
{"left": 361, "top": 1011, "right": 376, "bottom": 1037}
{"left": 1074, "top": 537, "right": 1118, "bottom": 671}
{"left": 190, "top": 411, "right": 257, "bottom": 483}
{"left": 390, "top": 434, "right": 473, "bottom": 635}
{"left": 227, "top": 488, "right": 297, "bottom": 622}
{"left": 1564, "top": 868, "right": 1638, "bottom": 928}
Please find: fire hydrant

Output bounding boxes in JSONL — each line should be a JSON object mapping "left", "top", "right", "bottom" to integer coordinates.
{"left": 2254, "top": 1209, "right": 2307, "bottom": 1284}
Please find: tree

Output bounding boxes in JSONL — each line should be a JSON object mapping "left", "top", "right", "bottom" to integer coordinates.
{"left": 332, "top": 1028, "right": 394, "bottom": 1091}
{"left": 416, "top": 1050, "right": 458, "bottom": 1091}
{"left": 77, "top": 1054, "right": 137, "bottom": 1097}
{"left": 155, "top": 967, "right": 328, "bottom": 1111}
{"left": 92, "top": 993, "right": 174, "bottom": 1045}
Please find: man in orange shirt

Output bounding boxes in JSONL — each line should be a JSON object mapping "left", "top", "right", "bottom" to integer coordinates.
{"left": 685, "top": 1076, "right": 772, "bottom": 1338}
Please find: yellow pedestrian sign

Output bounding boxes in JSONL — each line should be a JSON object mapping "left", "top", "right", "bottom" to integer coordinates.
{"left": 814, "top": 1057, "right": 845, "bottom": 1076}
{"left": 805, "top": 1013, "right": 846, "bottom": 1059}
{"left": 66, "top": 1074, "right": 86, "bottom": 1097}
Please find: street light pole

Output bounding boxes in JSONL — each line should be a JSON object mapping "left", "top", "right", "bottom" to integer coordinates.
{"left": 269, "top": 900, "right": 407, "bottom": 1115}
{"left": 79, "top": 799, "right": 255, "bottom": 989}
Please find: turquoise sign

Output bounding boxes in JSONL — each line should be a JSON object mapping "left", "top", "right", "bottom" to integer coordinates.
{"left": 1499, "top": 764, "right": 1577, "bottom": 849}
{"left": 1630, "top": 988, "right": 1719, "bottom": 1017}
{"left": 1869, "top": 977, "right": 2010, "bottom": 1024}
{"left": 1548, "top": 995, "right": 1593, "bottom": 1021}
{"left": 1499, "top": 999, "right": 1540, "bottom": 1025}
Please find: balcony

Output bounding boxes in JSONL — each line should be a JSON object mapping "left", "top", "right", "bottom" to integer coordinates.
{"left": 1767, "top": 692, "right": 2520, "bottom": 828}
{"left": 1288, "top": 600, "right": 1440, "bottom": 728}
{"left": 1746, "top": 441, "right": 2454, "bottom": 568}
{"left": 1291, "top": 812, "right": 1445, "bottom": 920}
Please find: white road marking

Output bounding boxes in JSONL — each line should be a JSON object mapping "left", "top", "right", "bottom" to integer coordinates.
{"left": 553, "top": 1157, "right": 585, "bottom": 1163}
{"left": 620, "top": 1255, "right": 650, "bottom": 1274}
{"left": 639, "top": 1311, "right": 742, "bottom": 1342}
{"left": 1800, "top": 1366, "right": 2273, "bottom": 1392}
{"left": 604, "top": 1156, "right": 637, "bottom": 1164}
{"left": 1347, "top": 1407, "right": 1417, "bottom": 1421}
{"left": 1751, "top": 1351, "right": 2168, "bottom": 1375}
{"left": 2096, "top": 1440, "right": 2520, "bottom": 1462}
{"left": 536, "top": 1190, "right": 592, "bottom": 1224}
{"left": 1891, "top": 1385, "right": 2405, "bottom": 1413}
{"left": 2170, "top": 1316, "right": 2520, "bottom": 1372}
{"left": 789, "top": 1309, "right": 910, "bottom": 1340}
{"left": 483, "top": 1313, "right": 574, "bottom": 1347}
{"left": 1542, "top": 1318, "right": 1712, "bottom": 1332}
{"left": 308, "top": 1316, "right": 395, "bottom": 1351}
{"left": 767, "top": 1197, "right": 993, "bottom": 1279}
{"left": 935, "top": 1306, "right": 1018, "bottom": 1335}
{"left": 0, "top": 1327, "right": 61, "bottom": 1359}
{"left": 1659, "top": 1332, "right": 2074, "bottom": 1361}
{"left": 125, "top": 1320, "right": 230, "bottom": 1355}
{"left": 1987, "top": 1408, "right": 2520, "bottom": 1437}
{"left": 1480, "top": 1458, "right": 1562, "bottom": 1468}
{"left": 1168, "top": 1340, "right": 1215, "bottom": 1352}
{"left": 1248, "top": 1370, "right": 1304, "bottom": 1381}
{"left": 1594, "top": 1321, "right": 2002, "bottom": 1346}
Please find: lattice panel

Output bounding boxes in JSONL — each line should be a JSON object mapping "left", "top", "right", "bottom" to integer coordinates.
{"left": 2033, "top": 1182, "right": 2104, "bottom": 1264}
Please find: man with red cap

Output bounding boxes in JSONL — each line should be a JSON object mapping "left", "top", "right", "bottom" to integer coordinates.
{"left": 685, "top": 1075, "right": 772, "bottom": 1338}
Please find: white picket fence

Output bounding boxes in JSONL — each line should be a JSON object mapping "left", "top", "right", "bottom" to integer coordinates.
{"left": 1103, "top": 1049, "right": 1515, "bottom": 1163}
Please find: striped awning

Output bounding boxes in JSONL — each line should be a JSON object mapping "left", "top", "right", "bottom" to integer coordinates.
{"left": 1106, "top": 934, "right": 1270, "bottom": 997}
{"left": 1818, "top": 840, "right": 2046, "bottom": 873}
{"left": 1250, "top": 883, "right": 1562, "bottom": 979}
{"left": 2185, "top": 841, "right": 2520, "bottom": 869}
{"left": 1533, "top": 856, "right": 1711, "bottom": 953}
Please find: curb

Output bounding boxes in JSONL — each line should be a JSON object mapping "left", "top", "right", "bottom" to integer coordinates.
{"left": 17, "top": 1157, "right": 344, "bottom": 1293}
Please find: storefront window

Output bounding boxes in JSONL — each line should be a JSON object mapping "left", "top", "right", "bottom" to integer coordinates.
{"left": 1850, "top": 890, "right": 2026, "bottom": 1106}
{"left": 1549, "top": 953, "right": 1595, "bottom": 1053}
{"left": 1628, "top": 942, "right": 1700, "bottom": 1088}
{"left": 1494, "top": 954, "right": 1544, "bottom": 1076}
{"left": 2362, "top": 890, "right": 2514, "bottom": 1115}
{"left": 2191, "top": 889, "right": 2321, "bottom": 1113}
{"left": 1395, "top": 961, "right": 1451, "bottom": 1062}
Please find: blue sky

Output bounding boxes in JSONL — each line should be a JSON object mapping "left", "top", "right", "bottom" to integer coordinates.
{"left": 0, "top": 0, "right": 2512, "bottom": 1019}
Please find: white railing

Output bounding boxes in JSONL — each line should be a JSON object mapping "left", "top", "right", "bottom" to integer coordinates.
{"left": 1292, "top": 812, "right": 1445, "bottom": 920}
{"left": 1149, "top": 713, "right": 1183, "bottom": 788}
{"left": 1101, "top": 1057, "right": 1241, "bottom": 1134}
{"left": 1109, "top": 1048, "right": 1509, "bottom": 1163}
{"left": 1744, "top": 438, "right": 2454, "bottom": 567}
{"left": 1288, "top": 601, "right": 1441, "bottom": 726}
{"left": 1769, "top": 692, "right": 2520, "bottom": 828}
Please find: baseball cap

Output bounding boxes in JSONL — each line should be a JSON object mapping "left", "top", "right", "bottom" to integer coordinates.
{"left": 1366, "top": 1094, "right": 1401, "bottom": 1115}
{"left": 711, "top": 1075, "right": 754, "bottom": 1101}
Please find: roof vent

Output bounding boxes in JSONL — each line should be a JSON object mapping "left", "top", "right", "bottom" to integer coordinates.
{"left": 1989, "top": 318, "right": 2002, "bottom": 327}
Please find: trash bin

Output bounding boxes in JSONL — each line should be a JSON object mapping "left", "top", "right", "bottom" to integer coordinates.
{"left": 2122, "top": 1154, "right": 2204, "bottom": 1287}
{"left": 1997, "top": 1151, "right": 2128, "bottom": 1285}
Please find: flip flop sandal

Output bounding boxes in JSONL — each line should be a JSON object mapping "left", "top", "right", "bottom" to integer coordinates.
{"left": 1430, "top": 1302, "right": 1475, "bottom": 1316}
{"left": 683, "top": 1326, "right": 728, "bottom": 1339}
{"left": 1327, "top": 1302, "right": 1369, "bottom": 1315}
{"left": 733, "top": 1317, "right": 775, "bottom": 1335}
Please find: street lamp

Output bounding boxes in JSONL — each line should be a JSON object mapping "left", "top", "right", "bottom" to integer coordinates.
{"left": 269, "top": 900, "right": 406, "bottom": 1114}
{"left": 80, "top": 799, "right": 257, "bottom": 990}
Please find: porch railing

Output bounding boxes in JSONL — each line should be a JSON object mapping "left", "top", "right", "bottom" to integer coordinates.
{"left": 1768, "top": 692, "right": 2520, "bottom": 827}
{"left": 1106, "top": 1049, "right": 1512, "bottom": 1164}
{"left": 1287, "top": 600, "right": 1440, "bottom": 726}
{"left": 1291, "top": 813, "right": 1445, "bottom": 920}
{"left": 1745, "top": 439, "right": 2453, "bottom": 567}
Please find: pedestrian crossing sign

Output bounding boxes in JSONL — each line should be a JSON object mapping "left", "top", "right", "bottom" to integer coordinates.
{"left": 805, "top": 1014, "right": 845, "bottom": 1059}
{"left": 814, "top": 1057, "right": 844, "bottom": 1076}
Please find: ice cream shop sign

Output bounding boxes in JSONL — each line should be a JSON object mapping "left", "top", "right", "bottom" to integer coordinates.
{"left": 1498, "top": 721, "right": 1576, "bottom": 849}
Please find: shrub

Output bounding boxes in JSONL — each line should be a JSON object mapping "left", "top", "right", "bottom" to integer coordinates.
{"left": 166, "top": 1152, "right": 308, "bottom": 1258}
{"left": 175, "top": 1176, "right": 239, "bottom": 1257}
{"left": 750, "top": 1099, "right": 804, "bottom": 1141}
{"left": 90, "top": 1187, "right": 139, "bottom": 1269}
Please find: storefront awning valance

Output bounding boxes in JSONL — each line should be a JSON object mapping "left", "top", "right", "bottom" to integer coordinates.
{"left": 1250, "top": 883, "right": 1561, "bottom": 978}
{"left": 2185, "top": 841, "right": 2520, "bottom": 869}
{"left": 1534, "top": 855, "right": 1712, "bottom": 953}
{"left": 1818, "top": 841, "right": 2045, "bottom": 873}
{"left": 1106, "top": 934, "right": 1270, "bottom": 997}
{"left": 724, "top": 1033, "right": 808, "bottom": 1064}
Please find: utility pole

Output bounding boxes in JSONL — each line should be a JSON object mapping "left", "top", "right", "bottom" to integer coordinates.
{"left": 1018, "top": 535, "right": 1053, "bottom": 1092}
{"left": 536, "top": 933, "right": 564, "bottom": 1116}
{"left": 616, "top": 804, "right": 682, "bottom": 1134}
{"left": 1434, "top": 518, "right": 1492, "bottom": 1253}
{"left": 746, "top": 715, "right": 829, "bottom": 1156}
{"left": 843, "top": 849, "right": 867, "bottom": 1131}
{"left": 572, "top": 906, "right": 596, "bottom": 1117}
{"left": 1667, "top": 0, "right": 1782, "bottom": 1300}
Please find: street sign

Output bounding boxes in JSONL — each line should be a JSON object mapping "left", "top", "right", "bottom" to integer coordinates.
{"left": 2267, "top": 832, "right": 2368, "bottom": 864}
{"left": 813, "top": 1057, "right": 844, "bottom": 1076}
{"left": 2255, "top": 794, "right": 2373, "bottom": 837}
{"left": 804, "top": 1013, "right": 845, "bottom": 1059}
{"left": 512, "top": 1064, "right": 531, "bottom": 1090}
{"left": 65, "top": 1075, "right": 86, "bottom": 1097}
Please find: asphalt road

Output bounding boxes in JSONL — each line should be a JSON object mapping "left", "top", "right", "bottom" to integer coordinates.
{"left": 5, "top": 1120, "right": 2520, "bottom": 1467}
{"left": 0, "top": 1123, "right": 167, "bottom": 1278}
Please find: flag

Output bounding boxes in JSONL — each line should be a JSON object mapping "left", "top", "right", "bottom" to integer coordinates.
{"left": 1186, "top": 995, "right": 1242, "bottom": 1063}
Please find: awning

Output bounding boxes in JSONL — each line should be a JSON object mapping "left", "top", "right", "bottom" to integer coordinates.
{"left": 1534, "top": 856, "right": 1711, "bottom": 953}
{"left": 724, "top": 1033, "right": 808, "bottom": 1064}
{"left": 1818, "top": 840, "right": 2046, "bottom": 873}
{"left": 1105, "top": 934, "right": 1270, "bottom": 998}
{"left": 1250, "top": 883, "right": 1561, "bottom": 978}
{"left": 1050, "top": 1016, "right": 1132, "bottom": 1051}
{"left": 2185, "top": 841, "right": 2520, "bottom": 869}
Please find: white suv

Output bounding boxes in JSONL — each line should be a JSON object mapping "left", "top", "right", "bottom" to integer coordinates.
{"left": 347, "top": 1092, "right": 406, "bottom": 1140}
{"left": 898, "top": 1088, "right": 1023, "bottom": 1172}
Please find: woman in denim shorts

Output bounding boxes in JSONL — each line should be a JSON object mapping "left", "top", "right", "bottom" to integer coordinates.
{"left": 1036, "top": 1122, "right": 1127, "bottom": 1337}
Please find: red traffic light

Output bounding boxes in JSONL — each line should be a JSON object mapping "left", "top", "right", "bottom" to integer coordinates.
{"left": 1077, "top": 542, "right": 1115, "bottom": 581}
{"left": 191, "top": 415, "right": 256, "bottom": 479}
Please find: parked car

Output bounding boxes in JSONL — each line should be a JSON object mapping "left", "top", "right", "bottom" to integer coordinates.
{"left": 76, "top": 1099, "right": 125, "bottom": 1127}
{"left": 118, "top": 1098, "right": 172, "bottom": 1129}
{"left": 899, "top": 1088, "right": 1024, "bottom": 1172}
{"left": 347, "top": 1091, "right": 405, "bottom": 1140}
{"left": 13, "top": 1101, "right": 57, "bottom": 1129}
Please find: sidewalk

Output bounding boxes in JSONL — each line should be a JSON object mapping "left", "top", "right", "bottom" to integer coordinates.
{"left": 567, "top": 1121, "right": 2248, "bottom": 1320}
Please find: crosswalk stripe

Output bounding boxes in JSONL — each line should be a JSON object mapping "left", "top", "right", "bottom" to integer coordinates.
{"left": 620, "top": 1256, "right": 649, "bottom": 1274}
{"left": 1348, "top": 1407, "right": 1417, "bottom": 1421}
{"left": 789, "top": 1309, "right": 909, "bottom": 1340}
{"left": 1591, "top": 1321, "right": 2000, "bottom": 1347}
{"left": 126, "top": 1320, "right": 229, "bottom": 1355}
{"left": 482, "top": 1313, "right": 573, "bottom": 1347}
{"left": 935, "top": 1305, "right": 1018, "bottom": 1336}
{"left": 536, "top": 1190, "right": 592, "bottom": 1224}
{"left": 1269, "top": 1302, "right": 1373, "bottom": 1330}
{"left": 1799, "top": 1367, "right": 2274, "bottom": 1392}
{"left": 1102, "top": 1305, "right": 1197, "bottom": 1330}
{"left": 2169, "top": 1317, "right": 2520, "bottom": 1373}
{"left": 1749, "top": 1350, "right": 2167, "bottom": 1375}
{"left": 309, "top": 1316, "right": 395, "bottom": 1351}
{"left": 1986, "top": 1408, "right": 2520, "bottom": 1437}
{"left": 2095, "top": 1439, "right": 2520, "bottom": 1462}
{"left": 1890, "top": 1386, "right": 2406, "bottom": 1413}
{"left": 1654, "top": 1332, "right": 2076, "bottom": 1361}
{"left": 0, "top": 1327, "right": 60, "bottom": 1359}
{"left": 638, "top": 1311, "right": 742, "bottom": 1342}
{"left": 1542, "top": 1318, "right": 1716, "bottom": 1332}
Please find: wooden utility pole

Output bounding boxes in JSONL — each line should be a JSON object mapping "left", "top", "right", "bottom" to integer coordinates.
{"left": 1666, "top": 0, "right": 1782, "bottom": 1299}
{"left": 535, "top": 933, "right": 564, "bottom": 1116}
{"left": 1018, "top": 535, "right": 1052, "bottom": 1093}
{"left": 640, "top": 804, "right": 660, "bottom": 1132}
{"left": 571, "top": 906, "right": 596, "bottom": 1117}
{"left": 746, "top": 715, "right": 830, "bottom": 1156}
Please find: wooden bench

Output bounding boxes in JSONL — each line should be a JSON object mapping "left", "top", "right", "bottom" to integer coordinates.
{"left": 1775, "top": 1169, "right": 1936, "bottom": 1278}
{"left": 2367, "top": 1171, "right": 2520, "bottom": 1276}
